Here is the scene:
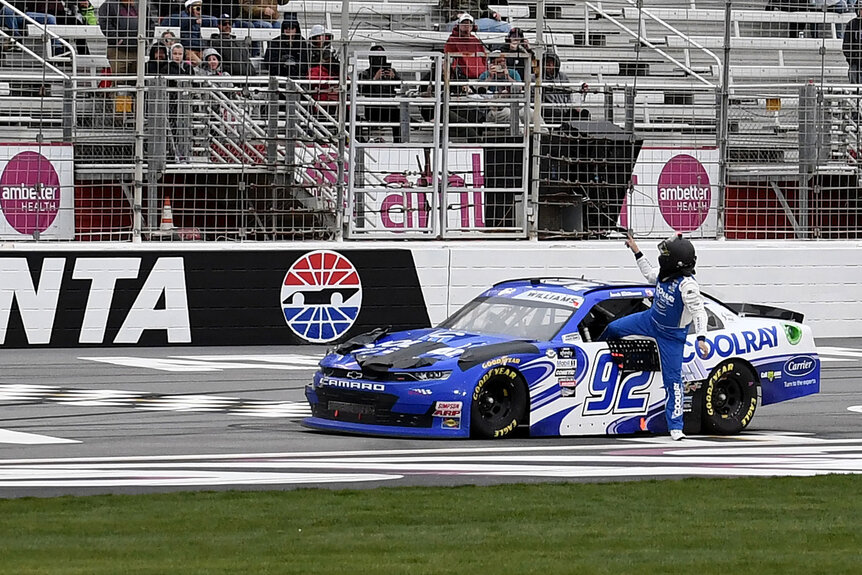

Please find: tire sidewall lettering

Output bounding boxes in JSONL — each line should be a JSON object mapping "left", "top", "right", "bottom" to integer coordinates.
{"left": 493, "top": 420, "right": 517, "bottom": 438}
{"left": 472, "top": 367, "right": 523, "bottom": 438}
{"left": 473, "top": 367, "right": 518, "bottom": 401}
{"left": 705, "top": 362, "right": 734, "bottom": 417}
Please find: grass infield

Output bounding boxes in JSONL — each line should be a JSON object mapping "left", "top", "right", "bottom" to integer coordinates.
{"left": 0, "top": 474, "right": 860, "bottom": 574}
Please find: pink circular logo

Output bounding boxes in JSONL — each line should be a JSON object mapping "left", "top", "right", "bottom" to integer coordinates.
{"left": 657, "top": 154, "right": 711, "bottom": 232}
{"left": 0, "top": 151, "right": 62, "bottom": 235}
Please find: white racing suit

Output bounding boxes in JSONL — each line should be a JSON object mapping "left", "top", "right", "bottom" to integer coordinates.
{"left": 602, "top": 254, "right": 707, "bottom": 431}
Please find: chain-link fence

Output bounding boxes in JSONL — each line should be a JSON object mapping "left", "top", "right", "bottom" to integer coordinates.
{"left": 0, "top": 0, "right": 859, "bottom": 242}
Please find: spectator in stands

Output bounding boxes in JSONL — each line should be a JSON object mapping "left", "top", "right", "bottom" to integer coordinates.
{"left": 168, "top": 40, "right": 194, "bottom": 74}
{"left": 358, "top": 45, "right": 403, "bottom": 142}
{"left": 98, "top": 0, "right": 154, "bottom": 75}
{"left": 263, "top": 16, "right": 311, "bottom": 78}
{"left": 233, "top": 0, "right": 275, "bottom": 57}
{"left": 177, "top": 0, "right": 216, "bottom": 65}
{"left": 146, "top": 40, "right": 170, "bottom": 74}
{"left": 478, "top": 49, "right": 522, "bottom": 125}
{"left": 308, "top": 24, "right": 339, "bottom": 74}
{"left": 161, "top": 28, "right": 178, "bottom": 46}
{"left": 496, "top": 27, "right": 534, "bottom": 80}
{"left": 209, "top": 13, "right": 255, "bottom": 76}
{"left": 197, "top": 46, "right": 231, "bottom": 80}
{"left": 439, "top": 0, "right": 511, "bottom": 33}
{"left": 844, "top": 5, "right": 862, "bottom": 82}
{"left": 444, "top": 13, "right": 487, "bottom": 79}
{"left": 541, "top": 52, "right": 589, "bottom": 123}
{"left": 478, "top": 49, "right": 521, "bottom": 88}
{"left": 72, "top": 0, "right": 98, "bottom": 25}
{"left": 65, "top": 0, "right": 98, "bottom": 54}
{"left": 237, "top": 0, "right": 277, "bottom": 27}
{"left": 308, "top": 47, "right": 339, "bottom": 118}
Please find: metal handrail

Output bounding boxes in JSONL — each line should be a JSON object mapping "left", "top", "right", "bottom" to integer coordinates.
{"left": 0, "top": 0, "right": 76, "bottom": 77}
{"left": 584, "top": 1, "right": 716, "bottom": 88}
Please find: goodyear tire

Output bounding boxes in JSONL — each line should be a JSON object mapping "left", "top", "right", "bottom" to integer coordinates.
{"left": 470, "top": 366, "right": 528, "bottom": 439}
{"left": 703, "top": 361, "right": 758, "bottom": 435}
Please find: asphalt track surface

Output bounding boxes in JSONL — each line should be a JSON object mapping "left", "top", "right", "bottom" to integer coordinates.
{"left": 1, "top": 337, "right": 861, "bottom": 498}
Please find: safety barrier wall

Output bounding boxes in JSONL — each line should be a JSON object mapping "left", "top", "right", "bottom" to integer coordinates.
{"left": 1, "top": 241, "right": 860, "bottom": 350}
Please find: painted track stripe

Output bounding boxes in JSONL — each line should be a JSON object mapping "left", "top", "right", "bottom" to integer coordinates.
{"left": 0, "top": 429, "right": 80, "bottom": 445}
{"left": 0, "top": 384, "right": 311, "bottom": 418}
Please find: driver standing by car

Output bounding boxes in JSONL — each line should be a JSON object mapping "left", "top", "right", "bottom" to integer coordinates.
{"left": 600, "top": 232, "right": 710, "bottom": 441}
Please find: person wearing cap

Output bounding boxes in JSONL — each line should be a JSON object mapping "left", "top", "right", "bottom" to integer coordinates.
{"left": 358, "top": 45, "right": 403, "bottom": 142}
{"left": 178, "top": 0, "right": 217, "bottom": 64}
{"left": 444, "top": 13, "right": 487, "bottom": 79}
{"left": 198, "top": 46, "right": 229, "bottom": 76}
{"left": 308, "top": 23, "right": 339, "bottom": 74}
{"left": 439, "top": 0, "right": 511, "bottom": 33}
{"left": 209, "top": 13, "right": 255, "bottom": 76}
{"left": 263, "top": 15, "right": 312, "bottom": 78}
{"left": 495, "top": 27, "right": 534, "bottom": 80}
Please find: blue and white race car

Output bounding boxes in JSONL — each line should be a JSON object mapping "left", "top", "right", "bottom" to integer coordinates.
{"left": 304, "top": 278, "right": 820, "bottom": 439}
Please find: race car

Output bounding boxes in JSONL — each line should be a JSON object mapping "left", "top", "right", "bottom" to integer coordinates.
{"left": 304, "top": 278, "right": 820, "bottom": 439}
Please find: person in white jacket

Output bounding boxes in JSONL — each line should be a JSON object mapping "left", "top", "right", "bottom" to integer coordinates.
{"left": 601, "top": 232, "right": 710, "bottom": 440}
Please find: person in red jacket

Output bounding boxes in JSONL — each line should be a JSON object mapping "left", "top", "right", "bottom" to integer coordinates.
{"left": 308, "top": 48, "right": 339, "bottom": 119}
{"left": 444, "top": 13, "right": 487, "bottom": 79}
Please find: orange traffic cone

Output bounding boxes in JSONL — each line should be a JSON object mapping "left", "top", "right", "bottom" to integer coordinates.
{"left": 160, "top": 197, "right": 175, "bottom": 231}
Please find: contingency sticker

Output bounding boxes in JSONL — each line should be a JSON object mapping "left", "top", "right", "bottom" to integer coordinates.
{"left": 433, "top": 401, "right": 463, "bottom": 417}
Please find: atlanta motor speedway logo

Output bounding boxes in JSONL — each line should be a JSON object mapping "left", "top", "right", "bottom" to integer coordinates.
{"left": 280, "top": 250, "right": 362, "bottom": 343}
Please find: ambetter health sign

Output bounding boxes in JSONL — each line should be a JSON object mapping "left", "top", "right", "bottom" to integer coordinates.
{"left": 620, "top": 147, "right": 719, "bottom": 238}
{"left": 0, "top": 145, "right": 74, "bottom": 240}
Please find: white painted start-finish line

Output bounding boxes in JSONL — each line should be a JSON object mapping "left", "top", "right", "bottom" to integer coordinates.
{"left": 1, "top": 433, "right": 862, "bottom": 488}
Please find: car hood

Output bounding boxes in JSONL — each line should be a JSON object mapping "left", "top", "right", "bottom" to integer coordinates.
{"left": 322, "top": 328, "right": 541, "bottom": 374}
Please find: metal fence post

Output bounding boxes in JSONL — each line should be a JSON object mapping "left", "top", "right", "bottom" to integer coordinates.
{"left": 62, "top": 79, "right": 73, "bottom": 142}
{"left": 798, "top": 82, "right": 819, "bottom": 239}
{"left": 267, "top": 76, "right": 280, "bottom": 164}
{"left": 624, "top": 86, "right": 635, "bottom": 134}
{"left": 146, "top": 76, "right": 168, "bottom": 232}
{"left": 715, "top": 0, "right": 732, "bottom": 240}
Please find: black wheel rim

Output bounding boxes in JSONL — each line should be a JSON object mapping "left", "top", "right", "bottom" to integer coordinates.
{"left": 476, "top": 379, "right": 513, "bottom": 425}
{"left": 714, "top": 377, "right": 744, "bottom": 418}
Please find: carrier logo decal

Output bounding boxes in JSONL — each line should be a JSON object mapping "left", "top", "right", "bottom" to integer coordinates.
{"left": 281, "top": 250, "right": 362, "bottom": 343}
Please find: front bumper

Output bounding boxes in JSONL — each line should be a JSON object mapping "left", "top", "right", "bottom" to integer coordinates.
{"left": 304, "top": 374, "right": 471, "bottom": 438}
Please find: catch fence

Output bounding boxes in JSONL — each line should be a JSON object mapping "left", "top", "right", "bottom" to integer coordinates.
{"left": 0, "top": 0, "right": 860, "bottom": 242}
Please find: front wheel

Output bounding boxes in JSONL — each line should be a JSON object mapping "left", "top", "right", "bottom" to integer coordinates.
{"left": 470, "top": 367, "right": 528, "bottom": 439}
{"left": 703, "top": 361, "right": 758, "bottom": 434}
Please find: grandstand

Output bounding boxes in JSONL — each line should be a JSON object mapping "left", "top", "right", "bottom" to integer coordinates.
{"left": 0, "top": 0, "right": 859, "bottom": 241}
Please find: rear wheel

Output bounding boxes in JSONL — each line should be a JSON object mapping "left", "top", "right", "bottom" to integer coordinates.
{"left": 470, "top": 367, "right": 528, "bottom": 439}
{"left": 703, "top": 361, "right": 757, "bottom": 434}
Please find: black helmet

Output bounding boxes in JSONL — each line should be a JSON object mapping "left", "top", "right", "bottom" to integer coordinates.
{"left": 657, "top": 233, "right": 696, "bottom": 281}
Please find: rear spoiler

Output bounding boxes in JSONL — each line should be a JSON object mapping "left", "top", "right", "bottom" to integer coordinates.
{"left": 725, "top": 303, "right": 804, "bottom": 324}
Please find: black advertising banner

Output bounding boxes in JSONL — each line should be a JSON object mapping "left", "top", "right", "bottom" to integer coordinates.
{"left": 0, "top": 249, "right": 431, "bottom": 348}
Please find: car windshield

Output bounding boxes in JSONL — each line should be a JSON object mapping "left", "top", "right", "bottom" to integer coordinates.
{"left": 439, "top": 296, "right": 575, "bottom": 340}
